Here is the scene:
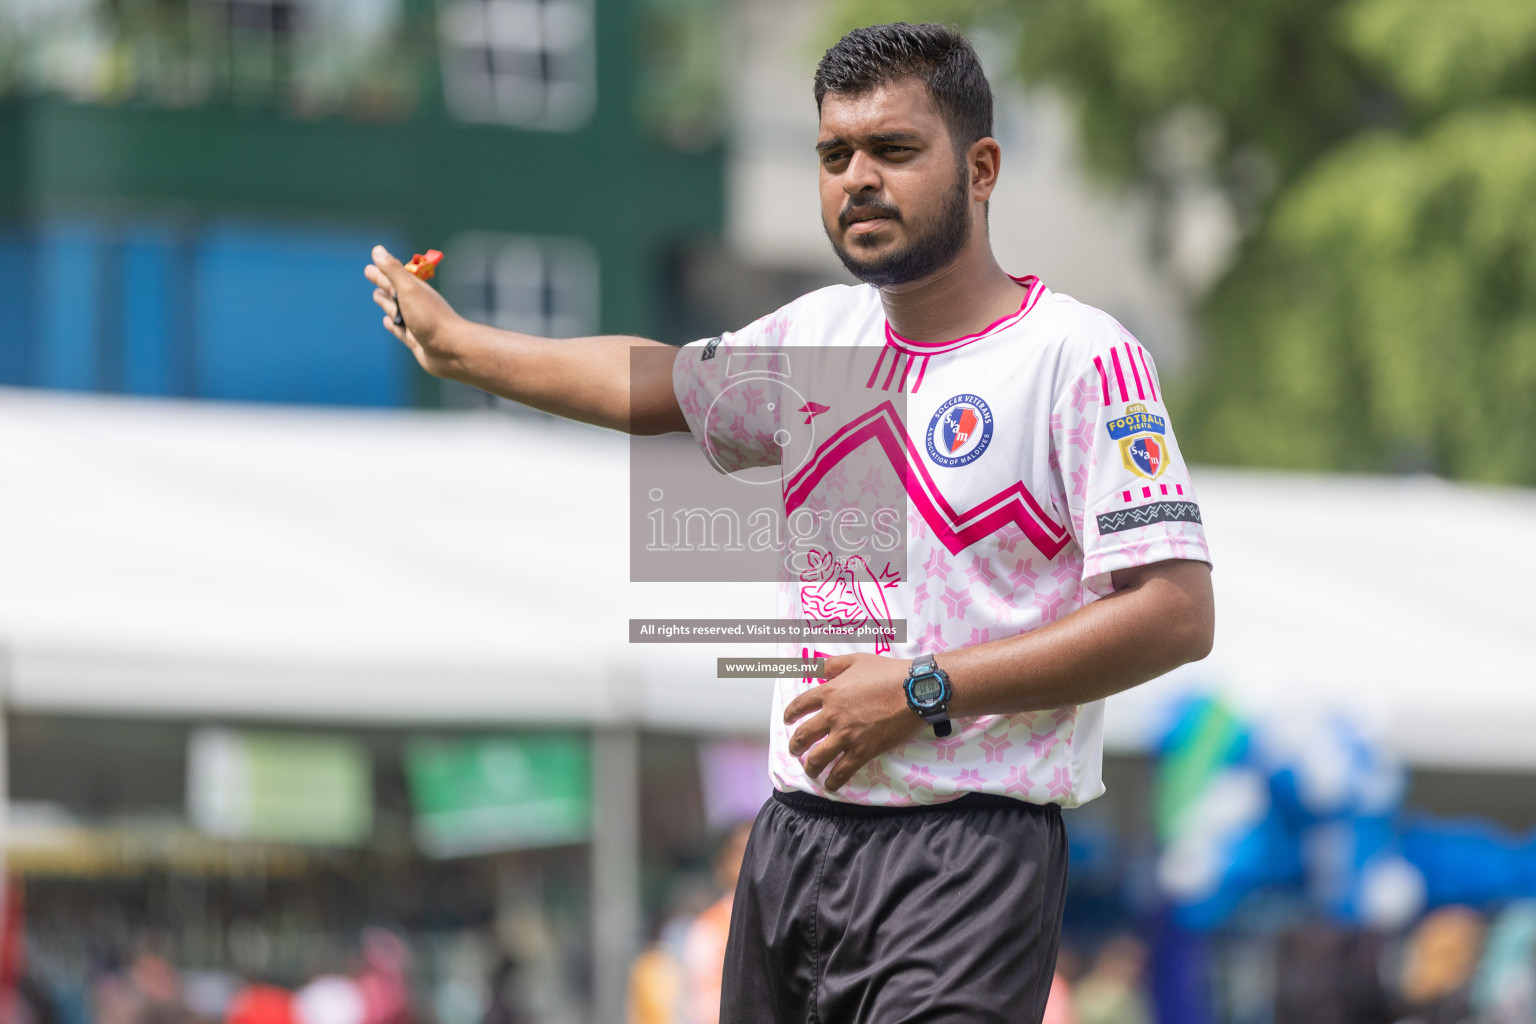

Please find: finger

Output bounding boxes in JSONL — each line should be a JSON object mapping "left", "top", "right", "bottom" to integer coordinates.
{"left": 787, "top": 714, "right": 830, "bottom": 758}
{"left": 365, "top": 265, "right": 396, "bottom": 296}
{"left": 381, "top": 315, "right": 408, "bottom": 344}
{"left": 801, "top": 733, "right": 844, "bottom": 780}
{"left": 783, "top": 690, "right": 824, "bottom": 725}
{"left": 374, "top": 282, "right": 408, "bottom": 328}
{"left": 825, "top": 749, "right": 871, "bottom": 791}
{"left": 372, "top": 244, "right": 411, "bottom": 291}
{"left": 822, "top": 654, "right": 855, "bottom": 680}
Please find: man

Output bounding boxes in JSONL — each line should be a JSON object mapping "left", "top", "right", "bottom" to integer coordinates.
{"left": 365, "top": 23, "right": 1213, "bottom": 1023}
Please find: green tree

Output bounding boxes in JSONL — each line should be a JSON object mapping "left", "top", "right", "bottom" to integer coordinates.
{"left": 828, "top": 0, "right": 1536, "bottom": 484}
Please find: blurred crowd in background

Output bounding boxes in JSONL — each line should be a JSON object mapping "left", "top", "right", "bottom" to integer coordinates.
{"left": 14, "top": 854, "right": 1534, "bottom": 1024}
{"left": 1, "top": 0, "right": 1535, "bottom": 1021}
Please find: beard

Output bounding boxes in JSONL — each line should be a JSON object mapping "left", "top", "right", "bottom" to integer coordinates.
{"left": 825, "top": 163, "right": 973, "bottom": 287}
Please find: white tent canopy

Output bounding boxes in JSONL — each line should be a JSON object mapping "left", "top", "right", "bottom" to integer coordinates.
{"left": 2, "top": 389, "right": 1532, "bottom": 767}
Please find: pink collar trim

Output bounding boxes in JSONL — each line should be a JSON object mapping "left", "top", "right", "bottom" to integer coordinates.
{"left": 882, "top": 275, "right": 1046, "bottom": 355}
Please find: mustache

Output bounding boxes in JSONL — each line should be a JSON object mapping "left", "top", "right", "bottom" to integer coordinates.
{"left": 839, "top": 199, "right": 902, "bottom": 229}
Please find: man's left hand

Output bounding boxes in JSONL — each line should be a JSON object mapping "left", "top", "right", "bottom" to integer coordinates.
{"left": 783, "top": 653, "right": 926, "bottom": 791}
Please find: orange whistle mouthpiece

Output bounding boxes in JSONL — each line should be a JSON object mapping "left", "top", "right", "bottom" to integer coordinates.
{"left": 403, "top": 249, "right": 443, "bottom": 280}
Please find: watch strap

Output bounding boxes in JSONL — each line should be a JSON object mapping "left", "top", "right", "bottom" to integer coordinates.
{"left": 907, "top": 654, "right": 952, "bottom": 737}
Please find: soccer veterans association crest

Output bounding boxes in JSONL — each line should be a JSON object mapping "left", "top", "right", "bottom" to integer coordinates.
{"left": 926, "top": 394, "right": 994, "bottom": 468}
{"left": 1107, "top": 403, "right": 1167, "bottom": 480}
{"left": 1120, "top": 435, "right": 1166, "bottom": 479}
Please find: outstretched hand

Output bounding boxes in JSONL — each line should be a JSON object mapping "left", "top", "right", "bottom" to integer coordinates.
{"left": 365, "top": 245, "right": 464, "bottom": 378}
{"left": 783, "top": 653, "right": 925, "bottom": 791}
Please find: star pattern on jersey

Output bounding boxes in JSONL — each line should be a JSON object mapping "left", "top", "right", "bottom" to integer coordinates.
{"left": 1002, "top": 766, "right": 1036, "bottom": 796}
{"left": 916, "top": 623, "right": 949, "bottom": 653}
{"left": 1027, "top": 730, "right": 1059, "bottom": 758}
{"left": 903, "top": 765, "right": 938, "bottom": 791}
{"left": 1067, "top": 419, "right": 1095, "bottom": 454}
{"left": 1033, "top": 588, "right": 1067, "bottom": 621}
{"left": 1071, "top": 463, "right": 1092, "bottom": 501}
{"left": 763, "top": 312, "right": 792, "bottom": 345}
{"left": 965, "top": 554, "right": 998, "bottom": 587}
{"left": 911, "top": 582, "right": 930, "bottom": 616}
{"left": 979, "top": 733, "right": 1014, "bottom": 763}
{"left": 922, "top": 548, "right": 953, "bottom": 579}
{"left": 824, "top": 461, "right": 850, "bottom": 492}
{"left": 939, "top": 585, "right": 972, "bottom": 620}
{"left": 930, "top": 736, "right": 965, "bottom": 762}
{"left": 740, "top": 383, "right": 768, "bottom": 417}
{"left": 1069, "top": 374, "right": 1098, "bottom": 414}
{"left": 952, "top": 768, "right": 985, "bottom": 790}
{"left": 1008, "top": 559, "right": 1039, "bottom": 590}
{"left": 864, "top": 761, "right": 893, "bottom": 788}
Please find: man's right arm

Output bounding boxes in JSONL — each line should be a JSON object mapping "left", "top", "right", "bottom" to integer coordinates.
{"left": 365, "top": 245, "right": 687, "bottom": 436}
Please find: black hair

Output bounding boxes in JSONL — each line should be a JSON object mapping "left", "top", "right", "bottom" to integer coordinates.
{"left": 814, "top": 23, "right": 994, "bottom": 150}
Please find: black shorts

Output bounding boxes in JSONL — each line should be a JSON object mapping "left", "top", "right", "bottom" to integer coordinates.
{"left": 721, "top": 789, "right": 1068, "bottom": 1024}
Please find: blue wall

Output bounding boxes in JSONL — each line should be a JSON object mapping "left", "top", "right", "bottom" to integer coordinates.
{"left": 37, "top": 221, "right": 103, "bottom": 390}
{"left": 0, "top": 218, "right": 414, "bottom": 407}
{"left": 0, "top": 231, "right": 31, "bottom": 385}
{"left": 121, "top": 224, "right": 187, "bottom": 396}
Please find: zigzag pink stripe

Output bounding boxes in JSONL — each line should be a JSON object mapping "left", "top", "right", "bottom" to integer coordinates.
{"left": 783, "top": 403, "right": 1070, "bottom": 558}
{"left": 787, "top": 403, "right": 1068, "bottom": 537}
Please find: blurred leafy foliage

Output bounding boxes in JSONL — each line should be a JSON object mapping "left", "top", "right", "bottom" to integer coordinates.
{"left": 635, "top": 0, "right": 727, "bottom": 150}
{"left": 828, "top": 0, "right": 1536, "bottom": 484}
{"left": 0, "top": 0, "right": 427, "bottom": 117}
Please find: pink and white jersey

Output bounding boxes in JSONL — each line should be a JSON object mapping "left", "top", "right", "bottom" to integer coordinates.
{"left": 672, "top": 277, "right": 1210, "bottom": 808}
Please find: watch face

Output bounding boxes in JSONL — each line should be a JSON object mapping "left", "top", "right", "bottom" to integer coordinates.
{"left": 911, "top": 676, "right": 943, "bottom": 702}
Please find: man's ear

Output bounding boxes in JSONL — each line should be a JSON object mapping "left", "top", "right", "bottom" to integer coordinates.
{"left": 968, "top": 137, "right": 1002, "bottom": 202}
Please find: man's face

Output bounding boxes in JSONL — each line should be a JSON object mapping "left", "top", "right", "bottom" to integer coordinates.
{"left": 817, "top": 79, "right": 973, "bottom": 287}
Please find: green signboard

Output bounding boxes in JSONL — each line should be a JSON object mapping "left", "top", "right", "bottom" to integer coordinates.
{"left": 187, "top": 727, "right": 373, "bottom": 846}
{"left": 404, "top": 734, "right": 591, "bottom": 858}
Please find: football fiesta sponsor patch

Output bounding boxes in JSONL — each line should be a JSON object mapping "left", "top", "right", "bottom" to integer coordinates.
{"left": 1105, "top": 402, "right": 1166, "bottom": 440}
{"left": 926, "top": 394, "right": 994, "bottom": 468}
{"left": 1112, "top": 401, "right": 1167, "bottom": 479}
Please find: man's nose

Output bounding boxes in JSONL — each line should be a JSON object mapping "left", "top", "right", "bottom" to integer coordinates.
{"left": 842, "top": 150, "right": 882, "bottom": 197}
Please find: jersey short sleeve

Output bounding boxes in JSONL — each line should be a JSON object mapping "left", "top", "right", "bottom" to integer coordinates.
{"left": 672, "top": 308, "right": 796, "bottom": 474}
{"left": 1052, "top": 319, "right": 1211, "bottom": 587}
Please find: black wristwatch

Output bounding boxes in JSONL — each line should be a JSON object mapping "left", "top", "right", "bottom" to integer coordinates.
{"left": 904, "top": 654, "right": 953, "bottom": 737}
